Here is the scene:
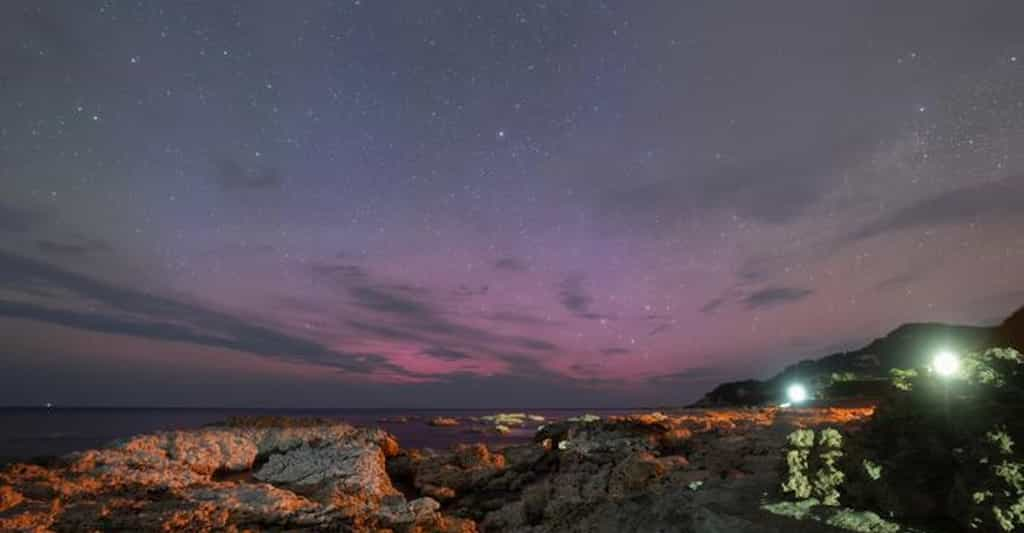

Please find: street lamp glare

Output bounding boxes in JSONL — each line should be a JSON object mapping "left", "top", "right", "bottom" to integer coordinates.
{"left": 932, "top": 350, "right": 960, "bottom": 377}
{"left": 786, "top": 383, "right": 809, "bottom": 404}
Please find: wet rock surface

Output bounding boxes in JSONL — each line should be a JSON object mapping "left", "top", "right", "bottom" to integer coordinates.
{"left": 0, "top": 409, "right": 878, "bottom": 532}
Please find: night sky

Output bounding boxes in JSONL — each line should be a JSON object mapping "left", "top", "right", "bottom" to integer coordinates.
{"left": 2, "top": 1, "right": 1023, "bottom": 408}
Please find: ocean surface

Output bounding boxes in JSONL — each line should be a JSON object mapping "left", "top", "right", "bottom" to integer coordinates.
{"left": 0, "top": 407, "right": 638, "bottom": 462}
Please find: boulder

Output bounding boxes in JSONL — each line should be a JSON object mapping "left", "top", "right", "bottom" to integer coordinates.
{"left": 254, "top": 441, "right": 397, "bottom": 513}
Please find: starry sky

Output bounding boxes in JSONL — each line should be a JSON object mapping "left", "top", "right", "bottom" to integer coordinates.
{"left": 1, "top": 1, "right": 1023, "bottom": 408}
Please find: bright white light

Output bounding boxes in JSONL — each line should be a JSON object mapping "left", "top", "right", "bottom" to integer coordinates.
{"left": 786, "top": 383, "right": 809, "bottom": 404}
{"left": 932, "top": 350, "right": 961, "bottom": 377}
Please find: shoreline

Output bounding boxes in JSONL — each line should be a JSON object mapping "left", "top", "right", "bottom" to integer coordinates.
{"left": 0, "top": 407, "right": 911, "bottom": 532}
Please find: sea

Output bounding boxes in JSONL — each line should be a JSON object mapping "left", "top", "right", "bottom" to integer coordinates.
{"left": 0, "top": 407, "right": 638, "bottom": 463}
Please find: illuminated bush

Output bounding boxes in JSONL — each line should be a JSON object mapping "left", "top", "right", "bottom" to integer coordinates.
{"left": 887, "top": 368, "right": 917, "bottom": 391}
{"left": 781, "top": 428, "right": 846, "bottom": 506}
{"left": 845, "top": 347, "right": 1024, "bottom": 531}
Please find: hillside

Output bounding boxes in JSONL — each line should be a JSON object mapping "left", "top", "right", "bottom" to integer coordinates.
{"left": 997, "top": 304, "right": 1024, "bottom": 350}
{"left": 692, "top": 305, "right": 1024, "bottom": 407}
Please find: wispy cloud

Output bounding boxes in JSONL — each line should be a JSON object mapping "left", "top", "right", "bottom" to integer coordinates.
{"left": 700, "top": 297, "right": 726, "bottom": 314}
{"left": 422, "top": 346, "right": 473, "bottom": 361}
{"left": 494, "top": 256, "right": 528, "bottom": 272}
{"left": 743, "top": 286, "right": 813, "bottom": 310}
{"left": 36, "top": 237, "right": 112, "bottom": 258}
{"left": 558, "top": 273, "right": 603, "bottom": 319}
{"left": 847, "top": 176, "right": 1024, "bottom": 243}
{"left": 340, "top": 280, "right": 565, "bottom": 379}
{"left": 648, "top": 323, "right": 672, "bottom": 336}
{"left": 0, "top": 249, "right": 408, "bottom": 376}
{"left": 593, "top": 126, "right": 881, "bottom": 230}
{"left": 311, "top": 262, "right": 367, "bottom": 281}
{"left": 486, "top": 310, "right": 561, "bottom": 327}
{"left": 873, "top": 271, "right": 919, "bottom": 292}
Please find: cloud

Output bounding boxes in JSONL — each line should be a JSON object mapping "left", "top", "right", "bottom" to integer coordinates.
{"left": 0, "top": 203, "right": 47, "bottom": 233}
{"left": 213, "top": 159, "right": 283, "bottom": 191}
{"left": 494, "top": 257, "right": 528, "bottom": 271}
{"left": 600, "top": 347, "right": 631, "bottom": 356}
{"left": 0, "top": 249, "right": 407, "bottom": 376}
{"left": 36, "top": 237, "right": 112, "bottom": 258}
{"left": 343, "top": 282, "right": 563, "bottom": 371}
{"left": 743, "top": 287, "right": 813, "bottom": 310}
{"left": 848, "top": 176, "right": 1024, "bottom": 243}
{"left": 422, "top": 347, "right": 473, "bottom": 361}
{"left": 558, "top": 273, "right": 602, "bottom": 319}
{"left": 648, "top": 324, "right": 672, "bottom": 336}
{"left": 873, "top": 271, "right": 919, "bottom": 292}
{"left": 347, "top": 320, "right": 427, "bottom": 343}
{"left": 700, "top": 297, "right": 726, "bottom": 314}
{"left": 486, "top": 311, "right": 561, "bottom": 327}
{"left": 349, "top": 285, "right": 434, "bottom": 319}
{"left": 569, "top": 362, "right": 604, "bottom": 376}
{"left": 517, "top": 338, "right": 557, "bottom": 351}
{"left": 594, "top": 127, "right": 879, "bottom": 229}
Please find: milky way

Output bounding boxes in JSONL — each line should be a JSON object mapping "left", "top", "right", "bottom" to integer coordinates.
{"left": 1, "top": 1, "right": 1023, "bottom": 407}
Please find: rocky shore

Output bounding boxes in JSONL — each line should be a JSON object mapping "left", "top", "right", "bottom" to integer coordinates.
{"left": 0, "top": 408, "right": 882, "bottom": 532}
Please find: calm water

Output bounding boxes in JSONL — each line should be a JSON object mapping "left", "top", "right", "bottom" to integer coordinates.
{"left": 0, "top": 407, "right": 637, "bottom": 462}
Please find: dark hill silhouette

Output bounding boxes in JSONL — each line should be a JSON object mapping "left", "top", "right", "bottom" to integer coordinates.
{"left": 692, "top": 305, "right": 1024, "bottom": 407}
{"left": 997, "top": 305, "right": 1024, "bottom": 350}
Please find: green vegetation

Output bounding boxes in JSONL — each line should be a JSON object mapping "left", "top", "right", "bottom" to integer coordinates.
{"left": 851, "top": 347, "right": 1024, "bottom": 531}
{"left": 888, "top": 368, "right": 918, "bottom": 391}
{"left": 771, "top": 347, "right": 1024, "bottom": 531}
{"left": 862, "top": 460, "right": 882, "bottom": 481}
{"left": 824, "top": 509, "right": 902, "bottom": 533}
{"left": 780, "top": 428, "right": 846, "bottom": 506}
{"left": 761, "top": 498, "right": 820, "bottom": 520}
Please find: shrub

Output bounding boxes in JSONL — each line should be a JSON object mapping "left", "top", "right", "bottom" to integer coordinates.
{"left": 781, "top": 427, "right": 846, "bottom": 506}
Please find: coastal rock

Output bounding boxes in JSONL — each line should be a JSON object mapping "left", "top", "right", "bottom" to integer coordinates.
{"left": 0, "top": 485, "right": 23, "bottom": 512}
{"left": 429, "top": 416, "right": 461, "bottom": 427}
{"left": 0, "top": 417, "right": 464, "bottom": 532}
{"left": 0, "top": 409, "right": 882, "bottom": 532}
{"left": 480, "top": 412, "right": 544, "bottom": 428}
{"left": 188, "top": 483, "right": 320, "bottom": 518}
{"left": 254, "top": 440, "right": 397, "bottom": 516}
{"left": 164, "top": 429, "right": 259, "bottom": 475}
{"left": 411, "top": 443, "right": 506, "bottom": 496}
{"left": 472, "top": 408, "right": 875, "bottom": 532}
